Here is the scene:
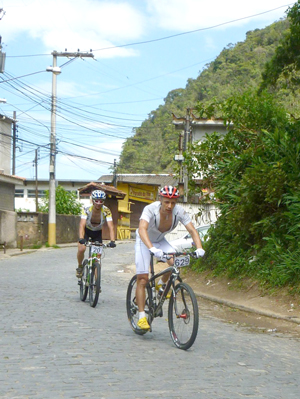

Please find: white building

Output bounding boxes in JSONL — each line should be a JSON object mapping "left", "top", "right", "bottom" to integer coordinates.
{"left": 14, "top": 179, "right": 94, "bottom": 212}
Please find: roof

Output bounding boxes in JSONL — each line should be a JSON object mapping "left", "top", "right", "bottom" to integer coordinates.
{"left": 78, "top": 182, "right": 126, "bottom": 199}
{"left": 0, "top": 172, "right": 25, "bottom": 185}
{"left": 98, "top": 174, "right": 179, "bottom": 186}
{"left": 0, "top": 114, "right": 15, "bottom": 124}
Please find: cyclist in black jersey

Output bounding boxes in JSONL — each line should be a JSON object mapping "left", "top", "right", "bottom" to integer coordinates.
{"left": 76, "top": 190, "right": 116, "bottom": 278}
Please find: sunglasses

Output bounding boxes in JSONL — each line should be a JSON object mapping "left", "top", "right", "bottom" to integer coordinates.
{"left": 93, "top": 200, "right": 104, "bottom": 204}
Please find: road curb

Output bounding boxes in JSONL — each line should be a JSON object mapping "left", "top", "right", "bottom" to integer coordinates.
{"left": 194, "top": 290, "right": 300, "bottom": 325}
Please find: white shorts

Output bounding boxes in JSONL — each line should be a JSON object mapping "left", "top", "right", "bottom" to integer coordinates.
{"left": 135, "top": 235, "right": 175, "bottom": 275}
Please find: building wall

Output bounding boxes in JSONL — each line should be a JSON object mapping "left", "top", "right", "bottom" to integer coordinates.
{"left": 116, "top": 181, "right": 157, "bottom": 234}
{"left": 191, "top": 121, "right": 229, "bottom": 143}
{"left": 0, "top": 181, "right": 15, "bottom": 211}
{"left": 0, "top": 209, "right": 17, "bottom": 247}
{"left": 15, "top": 181, "right": 91, "bottom": 212}
{"left": 0, "top": 118, "right": 12, "bottom": 174}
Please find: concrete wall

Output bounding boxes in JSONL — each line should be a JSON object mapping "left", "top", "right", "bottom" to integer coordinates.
{"left": 17, "top": 212, "right": 81, "bottom": 247}
{"left": 0, "top": 209, "right": 17, "bottom": 247}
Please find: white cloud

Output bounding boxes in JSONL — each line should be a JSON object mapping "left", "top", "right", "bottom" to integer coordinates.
{"left": 1, "top": 0, "right": 290, "bottom": 58}
{"left": 146, "top": 0, "right": 290, "bottom": 31}
{"left": 2, "top": 0, "right": 145, "bottom": 57}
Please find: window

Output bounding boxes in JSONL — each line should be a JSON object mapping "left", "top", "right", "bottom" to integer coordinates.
{"left": 15, "top": 189, "right": 24, "bottom": 198}
{"left": 27, "top": 189, "right": 46, "bottom": 198}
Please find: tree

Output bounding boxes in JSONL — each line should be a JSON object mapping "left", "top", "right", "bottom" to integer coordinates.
{"left": 260, "top": 1, "right": 300, "bottom": 90}
{"left": 184, "top": 91, "right": 300, "bottom": 289}
{"left": 39, "top": 185, "right": 82, "bottom": 215}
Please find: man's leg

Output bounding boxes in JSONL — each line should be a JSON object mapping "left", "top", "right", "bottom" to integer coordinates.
{"left": 136, "top": 274, "right": 150, "bottom": 330}
{"left": 76, "top": 242, "right": 86, "bottom": 277}
{"left": 136, "top": 273, "right": 148, "bottom": 312}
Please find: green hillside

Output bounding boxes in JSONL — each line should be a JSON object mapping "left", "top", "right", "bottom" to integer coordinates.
{"left": 118, "top": 17, "right": 291, "bottom": 173}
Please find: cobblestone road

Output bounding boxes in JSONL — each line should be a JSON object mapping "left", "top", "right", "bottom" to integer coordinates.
{"left": 0, "top": 242, "right": 299, "bottom": 398}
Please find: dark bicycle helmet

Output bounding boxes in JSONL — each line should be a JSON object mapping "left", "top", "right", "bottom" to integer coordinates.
{"left": 91, "top": 190, "right": 106, "bottom": 200}
{"left": 159, "top": 185, "right": 180, "bottom": 199}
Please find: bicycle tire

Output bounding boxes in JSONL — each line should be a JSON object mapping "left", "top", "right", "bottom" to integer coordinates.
{"left": 79, "top": 260, "right": 89, "bottom": 302}
{"left": 126, "top": 275, "right": 152, "bottom": 335}
{"left": 89, "top": 260, "right": 101, "bottom": 308}
{"left": 168, "top": 282, "right": 199, "bottom": 350}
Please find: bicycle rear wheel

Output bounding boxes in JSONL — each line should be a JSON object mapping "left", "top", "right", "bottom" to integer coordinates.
{"left": 79, "top": 260, "right": 89, "bottom": 302}
{"left": 126, "top": 275, "right": 152, "bottom": 335}
{"left": 89, "top": 260, "right": 101, "bottom": 308}
{"left": 168, "top": 282, "right": 199, "bottom": 350}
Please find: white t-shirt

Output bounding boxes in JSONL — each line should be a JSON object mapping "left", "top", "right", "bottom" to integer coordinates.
{"left": 137, "top": 201, "right": 191, "bottom": 242}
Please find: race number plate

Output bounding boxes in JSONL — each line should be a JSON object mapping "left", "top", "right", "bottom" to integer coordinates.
{"left": 91, "top": 245, "right": 102, "bottom": 255}
{"left": 174, "top": 255, "right": 190, "bottom": 268}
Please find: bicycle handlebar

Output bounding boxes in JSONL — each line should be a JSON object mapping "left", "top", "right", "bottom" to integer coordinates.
{"left": 85, "top": 241, "right": 106, "bottom": 247}
{"left": 150, "top": 251, "right": 197, "bottom": 260}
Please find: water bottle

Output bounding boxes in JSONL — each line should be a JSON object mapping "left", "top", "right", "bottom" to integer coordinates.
{"left": 157, "top": 284, "right": 165, "bottom": 300}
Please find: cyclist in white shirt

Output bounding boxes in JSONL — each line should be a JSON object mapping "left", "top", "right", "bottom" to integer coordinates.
{"left": 135, "top": 185, "right": 205, "bottom": 330}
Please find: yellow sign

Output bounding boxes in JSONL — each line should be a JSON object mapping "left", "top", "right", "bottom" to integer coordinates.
{"left": 129, "top": 186, "right": 155, "bottom": 201}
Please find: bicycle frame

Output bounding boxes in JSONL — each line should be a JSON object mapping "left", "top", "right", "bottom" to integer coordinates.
{"left": 147, "top": 252, "right": 190, "bottom": 320}
{"left": 126, "top": 249, "right": 199, "bottom": 349}
{"left": 86, "top": 241, "right": 103, "bottom": 266}
{"left": 79, "top": 240, "right": 105, "bottom": 307}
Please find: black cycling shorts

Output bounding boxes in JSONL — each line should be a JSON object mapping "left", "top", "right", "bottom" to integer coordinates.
{"left": 84, "top": 228, "right": 102, "bottom": 243}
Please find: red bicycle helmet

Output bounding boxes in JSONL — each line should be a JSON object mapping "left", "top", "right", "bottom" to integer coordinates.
{"left": 159, "top": 185, "right": 180, "bottom": 199}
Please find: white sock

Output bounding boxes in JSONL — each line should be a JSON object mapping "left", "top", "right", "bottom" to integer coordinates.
{"left": 157, "top": 279, "right": 164, "bottom": 286}
{"left": 139, "top": 311, "right": 145, "bottom": 320}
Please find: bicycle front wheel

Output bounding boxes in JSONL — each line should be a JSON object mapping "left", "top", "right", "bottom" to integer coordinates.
{"left": 168, "top": 282, "right": 199, "bottom": 350}
{"left": 126, "top": 275, "right": 152, "bottom": 335}
{"left": 89, "top": 260, "right": 101, "bottom": 308}
{"left": 79, "top": 260, "right": 89, "bottom": 302}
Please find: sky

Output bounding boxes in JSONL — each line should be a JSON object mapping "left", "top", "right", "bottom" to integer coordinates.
{"left": 0, "top": 0, "right": 294, "bottom": 182}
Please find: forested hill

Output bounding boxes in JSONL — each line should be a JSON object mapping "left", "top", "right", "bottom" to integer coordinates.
{"left": 117, "top": 18, "right": 291, "bottom": 174}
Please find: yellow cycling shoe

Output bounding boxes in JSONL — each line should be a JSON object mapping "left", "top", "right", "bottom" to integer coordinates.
{"left": 137, "top": 317, "right": 150, "bottom": 330}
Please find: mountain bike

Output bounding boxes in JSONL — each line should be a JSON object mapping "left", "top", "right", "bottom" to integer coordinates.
{"left": 126, "top": 251, "right": 199, "bottom": 350}
{"left": 78, "top": 241, "right": 106, "bottom": 308}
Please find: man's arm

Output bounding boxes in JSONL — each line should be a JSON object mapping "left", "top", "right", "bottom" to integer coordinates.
{"left": 184, "top": 222, "right": 203, "bottom": 249}
{"left": 107, "top": 220, "right": 115, "bottom": 242}
{"left": 78, "top": 218, "right": 86, "bottom": 240}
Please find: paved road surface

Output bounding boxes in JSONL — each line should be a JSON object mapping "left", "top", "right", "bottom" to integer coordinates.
{"left": 0, "top": 242, "right": 299, "bottom": 398}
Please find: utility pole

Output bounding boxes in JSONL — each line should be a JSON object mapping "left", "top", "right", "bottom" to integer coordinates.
{"left": 34, "top": 148, "right": 39, "bottom": 212}
{"left": 47, "top": 50, "right": 94, "bottom": 246}
{"left": 183, "top": 108, "right": 191, "bottom": 203}
{"left": 173, "top": 108, "right": 192, "bottom": 203}
{"left": 113, "top": 159, "right": 117, "bottom": 187}
{"left": 12, "top": 111, "right": 17, "bottom": 175}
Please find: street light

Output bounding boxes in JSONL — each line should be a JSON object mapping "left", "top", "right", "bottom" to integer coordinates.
{"left": 46, "top": 54, "right": 61, "bottom": 246}
{"left": 46, "top": 50, "right": 93, "bottom": 246}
